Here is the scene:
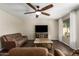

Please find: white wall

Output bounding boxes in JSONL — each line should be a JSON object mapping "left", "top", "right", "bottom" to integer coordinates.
{"left": 24, "top": 16, "right": 58, "bottom": 40}
{"left": 58, "top": 18, "right": 63, "bottom": 42}
{"left": 70, "top": 11, "right": 77, "bottom": 49}
{"left": 0, "top": 9, "right": 25, "bottom": 48}
{"left": 75, "top": 9, "right": 79, "bottom": 49}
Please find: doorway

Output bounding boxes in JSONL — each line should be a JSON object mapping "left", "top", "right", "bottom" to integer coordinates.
{"left": 63, "top": 18, "right": 70, "bottom": 45}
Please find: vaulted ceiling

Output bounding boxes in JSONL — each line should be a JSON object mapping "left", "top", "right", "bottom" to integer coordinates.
{"left": 0, "top": 3, "right": 79, "bottom": 20}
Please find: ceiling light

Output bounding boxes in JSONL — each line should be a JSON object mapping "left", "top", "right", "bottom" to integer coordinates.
{"left": 36, "top": 11, "right": 41, "bottom": 15}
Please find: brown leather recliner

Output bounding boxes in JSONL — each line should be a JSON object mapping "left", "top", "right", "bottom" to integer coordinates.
{"left": 54, "top": 49, "right": 65, "bottom": 56}
{"left": 0, "top": 33, "right": 28, "bottom": 50}
{"left": 8, "top": 47, "right": 53, "bottom": 56}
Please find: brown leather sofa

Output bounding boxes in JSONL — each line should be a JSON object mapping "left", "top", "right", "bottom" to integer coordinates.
{"left": 7, "top": 47, "right": 53, "bottom": 56}
{"left": 0, "top": 33, "right": 28, "bottom": 50}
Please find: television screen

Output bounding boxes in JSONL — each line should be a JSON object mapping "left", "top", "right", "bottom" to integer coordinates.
{"left": 35, "top": 25, "right": 48, "bottom": 32}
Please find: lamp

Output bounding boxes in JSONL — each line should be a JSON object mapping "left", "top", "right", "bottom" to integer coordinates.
{"left": 35, "top": 11, "right": 41, "bottom": 15}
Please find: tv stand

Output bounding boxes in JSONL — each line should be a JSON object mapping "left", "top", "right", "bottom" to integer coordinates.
{"left": 35, "top": 32, "right": 48, "bottom": 38}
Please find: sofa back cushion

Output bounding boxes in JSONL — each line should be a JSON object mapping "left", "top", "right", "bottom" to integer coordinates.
{"left": 4, "top": 36, "right": 16, "bottom": 41}
{"left": 9, "top": 47, "right": 49, "bottom": 56}
{"left": 4, "top": 33, "right": 22, "bottom": 41}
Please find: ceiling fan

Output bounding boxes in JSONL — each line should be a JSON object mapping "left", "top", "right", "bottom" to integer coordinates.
{"left": 24, "top": 3, "right": 53, "bottom": 18}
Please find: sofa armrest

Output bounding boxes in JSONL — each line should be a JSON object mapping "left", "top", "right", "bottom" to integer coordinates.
{"left": 22, "top": 36, "right": 28, "bottom": 41}
{"left": 48, "top": 53, "right": 54, "bottom": 56}
{"left": 4, "top": 41, "right": 16, "bottom": 49}
{"left": 22, "top": 36, "right": 27, "bottom": 38}
{"left": 54, "top": 49, "right": 65, "bottom": 56}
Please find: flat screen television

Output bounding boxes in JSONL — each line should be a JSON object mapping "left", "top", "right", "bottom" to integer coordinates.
{"left": 35, "top": 25, "right": 48, "bottom": 32}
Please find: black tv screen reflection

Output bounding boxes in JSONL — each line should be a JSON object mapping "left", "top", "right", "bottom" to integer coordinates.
{"left": 35, "top": 25, "right": 48, "bottom": 32}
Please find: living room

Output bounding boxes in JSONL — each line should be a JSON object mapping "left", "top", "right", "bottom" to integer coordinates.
{"left": 0, "top": 2, "right": 79, "bottom": 56}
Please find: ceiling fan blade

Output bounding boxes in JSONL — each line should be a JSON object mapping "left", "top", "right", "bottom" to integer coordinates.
{"left": 27, "top": 3, "right": 36, "bottom": 10}
{"left": 24, "top": 12, "right": 35, "bottom": 14}
{"left": 41, "top": 12, "right": 50, "bottom": 16}
{"left": 40, "top": 4, "right": 53, "bottom": 11}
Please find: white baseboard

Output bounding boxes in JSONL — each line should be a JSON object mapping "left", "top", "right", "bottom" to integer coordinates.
{"left": 62, "top": 41, "right": 70, "bottom": 47}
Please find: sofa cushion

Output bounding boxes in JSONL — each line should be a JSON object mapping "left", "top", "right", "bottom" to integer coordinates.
{"left": 16, "top": 39, "right": 26, "bottom": 47}
{"left": 8, "top": 47, "right": 49, "bottom": 56}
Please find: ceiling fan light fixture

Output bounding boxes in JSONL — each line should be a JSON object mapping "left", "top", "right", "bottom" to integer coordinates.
{"left": 35, "top": 11, "right": 41, "bottom": 15}
{"left": 26, "top": 3, "right": 53, "bottom": 17}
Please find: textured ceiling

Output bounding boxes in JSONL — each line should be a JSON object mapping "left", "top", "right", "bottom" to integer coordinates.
{"left": 0, "top": 3, "right": 78, "bottom": 20}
